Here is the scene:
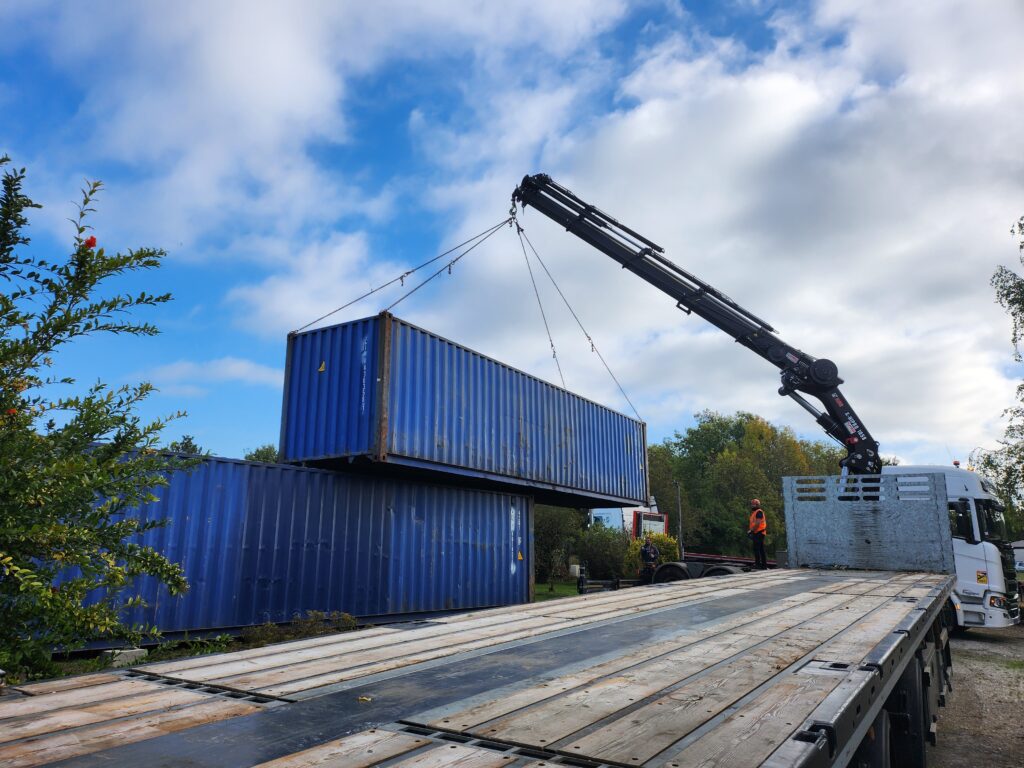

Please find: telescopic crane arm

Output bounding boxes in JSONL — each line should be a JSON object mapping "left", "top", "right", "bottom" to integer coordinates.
{"left": 512, "top": 173, "right": 881, "bottom": 475}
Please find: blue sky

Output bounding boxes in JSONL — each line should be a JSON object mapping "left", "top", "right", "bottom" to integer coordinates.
{"left": 2, "top": 1, "right": 1022, "bottom": 464}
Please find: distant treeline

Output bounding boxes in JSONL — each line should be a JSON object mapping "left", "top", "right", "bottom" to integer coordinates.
{"left": 535, "top": 410, "right": 852, "bottom": 585}
{"left": 648, "top": 410, "right": 848, "bottom": 558}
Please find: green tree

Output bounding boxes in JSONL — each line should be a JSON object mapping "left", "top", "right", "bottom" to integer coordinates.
{"left": 166, "top": 434, "right": 207, "bottom": 455}
{"left": 972, "top": 219, "right": 1024, "bottom": 537}
{"left": 663, "top": 411, "right": 848, "bottom": 556}
{"left": 574, "top": 524, "right": 631, "bottom": 580}
{"left": 244, "top": 444, "right": 280, "bottom": 463}
{"left": 798, "top": 439, "right": 845, "bottom": 475}
{"left": 533, "top": 505, "right": 584, "bottom": 590}
{"left": 0, "top": 157, "right": 188, "bottom": 678}
{"left": 647, "top": 442, "right": 689, "bottom": 545}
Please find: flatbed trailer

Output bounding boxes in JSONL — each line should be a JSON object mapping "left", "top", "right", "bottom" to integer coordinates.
{"left": 0, "top": 568, "right": 953, "bottom": 768}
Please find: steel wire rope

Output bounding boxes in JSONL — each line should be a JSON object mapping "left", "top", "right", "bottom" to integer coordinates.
{"left": 517, "top": 226, "right": 643, "bottom": 422}
{"left": 515, "top": 223, "right": 566, "bottom": 389}
{"left": 384, "top": 219, "right": 509, "bottom": 312}
{"left": 293, "top": 217, "right": 511, "bottom": 333}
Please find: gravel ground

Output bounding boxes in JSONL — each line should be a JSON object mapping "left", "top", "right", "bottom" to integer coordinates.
{"left": 927, "top": 622, "right": 1024, "bottom": 767}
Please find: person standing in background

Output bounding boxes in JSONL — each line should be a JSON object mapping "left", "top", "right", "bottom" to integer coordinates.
{"left": 748, "top": 499, "right": 768, "bottom": 569}
{"left": 640, "top": 534, "right": 660, "bottom": 583}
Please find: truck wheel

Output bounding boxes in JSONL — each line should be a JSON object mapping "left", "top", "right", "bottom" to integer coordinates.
{"left": 703, "top": 565, "right": 743, "bottom": 577}
{"left": 653, "top": 563, "right": 691, "bottom": 583}
{"left": 684, "top": 563, "right": 706, "bottom": 579}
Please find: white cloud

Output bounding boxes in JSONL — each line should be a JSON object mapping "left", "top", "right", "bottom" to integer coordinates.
{"left": 6, "top": 1, "right": 1023, "bottom": 468}
{"left": 145, "top": 356, "right": 281, "bottom": 396}
{"left": 0, "top": 0, "right": 628, "bottom": 256}
{"left": 227, "top": 231, "right": 410, "bottom": 335}
{"left": 389, "top": 2, "right": 1024, "bottom": 465}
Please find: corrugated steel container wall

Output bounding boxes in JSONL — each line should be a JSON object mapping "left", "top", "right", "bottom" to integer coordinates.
{"left": 281, "top": 312, "right": 648, "bottom": 506}
{"left": 93, "top": 457, "right": 531, "bottom": 634}
{"left": 279, "top": 315, "right": 381, "bottom": 462}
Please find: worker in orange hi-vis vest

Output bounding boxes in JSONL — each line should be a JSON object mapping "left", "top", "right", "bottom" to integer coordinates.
{"left": 748, "top": 499, "right": 768, "bottom": 570}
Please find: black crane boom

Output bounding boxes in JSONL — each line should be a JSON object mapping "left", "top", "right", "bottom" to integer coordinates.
{"left": 512, "top": 173, "right": 881, "bottom": 475}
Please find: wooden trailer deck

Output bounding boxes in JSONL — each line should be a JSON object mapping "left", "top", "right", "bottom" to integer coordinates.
{"left": 0, "top": 569, "right": 953, "bottom": 768}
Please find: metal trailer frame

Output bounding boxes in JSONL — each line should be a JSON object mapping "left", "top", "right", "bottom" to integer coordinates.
{"left": 766, "top": 577, "right": 954, "bottom": 768}
{"left": 6, "top": 570, "right": 953, "bottom": 768}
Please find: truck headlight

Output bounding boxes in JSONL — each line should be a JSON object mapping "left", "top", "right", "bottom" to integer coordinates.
{"left": 988, "top": 595, "right": 1007, "bottom": 609}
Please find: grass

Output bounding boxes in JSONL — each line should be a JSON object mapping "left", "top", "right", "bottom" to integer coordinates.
{"left": 533, "top": 580, "right": 579, "bottom": 602}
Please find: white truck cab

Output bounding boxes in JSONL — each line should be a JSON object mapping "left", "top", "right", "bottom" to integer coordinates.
{"left": 882, "top": 465, "right": 1019, "bottom": 628}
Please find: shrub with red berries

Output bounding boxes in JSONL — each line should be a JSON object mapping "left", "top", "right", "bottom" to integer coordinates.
{"left": 0, "top": 155, "right": 189, "bottom": 678}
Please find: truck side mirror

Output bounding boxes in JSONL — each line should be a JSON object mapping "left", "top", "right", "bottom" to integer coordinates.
{"left": 956, "top": 499, "right": 977, "bottom": 544}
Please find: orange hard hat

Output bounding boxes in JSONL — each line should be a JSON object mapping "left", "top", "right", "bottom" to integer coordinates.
{"left": 750, "top": 498, "right": 761, "bottom": 507}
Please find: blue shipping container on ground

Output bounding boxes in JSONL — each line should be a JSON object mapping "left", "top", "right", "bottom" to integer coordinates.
{"left": 280, "top": 312, "right": 648, "bottom": 507}
{"left": 95, "top": 457, "right": 532, "bottom": 634}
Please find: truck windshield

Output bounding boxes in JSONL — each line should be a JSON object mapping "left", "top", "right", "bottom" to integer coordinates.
{"left": 977, "top": 500, "right": 1009, "bottom": 542}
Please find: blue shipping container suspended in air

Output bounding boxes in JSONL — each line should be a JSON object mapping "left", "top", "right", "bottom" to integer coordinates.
{"left": 280, "top": 312, "right": 648, "bottom": 507}
{"left": 101, "top": 457, "right": 532, "bottom": 635}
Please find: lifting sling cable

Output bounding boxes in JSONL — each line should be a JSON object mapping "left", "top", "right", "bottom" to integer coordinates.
{"left": 293, "top": 217, "right": 511, "bottom": 333}
{"left": 515, "top": 223, "right": 566, "bottom": 389}
{"left": 386, "top": 219, "right": 509, "bottom": 312}
{"left": 517, "top": 225, "right": 643, "bottom": 422}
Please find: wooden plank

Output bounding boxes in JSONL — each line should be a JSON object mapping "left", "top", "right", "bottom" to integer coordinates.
{"left": 813, "top": 599, "right": 919, "bottom": 665}
{"left": 0, "top": 687, "right": 210, "bottom": 744}
{"left": 661, "top": 672, "right": 841, "bottom": 768}
{"left": 475, "top": 633, "right": 781, "bottom": 746}
{"left": 388, "top": 743, "right": 516, "bottom": 768}
{"left": 140, "top": 626, "right": 403, "bottom": 675}
{"left": 827, "top": 580, "right": 890, "bottom": 595}
{"left": 474, "top": 593, "right": 878, "bottom": 747}
{"left": 756, "top": 595, "right": 888, "bottom": 644}
{"left": 0, "top": 698, "right": 259, "bottom": 768}
{"left": 537, "top": 573, "right": 805, "bottom": 620}
{"left": 431, "top": 581, "right": 701, "bottom": 626}
{"left": 256, "top": 583, "right": 822, "bottom": 698}
{"left": 436, "top": 570, "right": 800, "bottom": 624}
{"left": 563, "top": 636, "right": 817, "bottom": 763}
{"left": 425, "top": 592, "right": 847, "bottom": 731}
{"left": 865, "top": 578, "right": 930, "bottom": 596}
{"left": 141, "top": 614, "right": 544, "bottom": 677}
{"left": 203, "top": 615, "right": 563, "bottom": 687}
{"left": 538, "top": 587, "right": 744, "bottom": 620}
{"left": 725, "top": 594, "right": 880, "bottom": 644}
{"left": 252, "top": 729, "right": 427, "bottom": 768}
{"left": 150, "top": 573, "right": 810, "bottom": 693}
{"left": 150, "top": 581, "right": 742, "bottom": 682}
{"left": 254, "top": 617, "right": 586, "bottom": 697}
{"left": 231, "top": 590, "right": 769, "bottom": 697}
{"left": 561, "top": 594, "right": 893, "bottom": 764}
{"left": 0, "top": 679, "right": 169, "bottom": 721}
{"left": 148, "top": 593, "right": 659, "bottom": 677}
{"left": 810, "top": 579, "right": 870, "bottom": 594}
{"left": 12, "top": 673, "right": 120, "bottom": 696}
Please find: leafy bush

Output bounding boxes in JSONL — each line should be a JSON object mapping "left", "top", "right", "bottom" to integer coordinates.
{"left": 146, "top": 633, "right": 235, "bottom": 663}
{"left": 244, "top": 444, "right": 280, "bottom": 463}
{"left": 575, "top": 525, "right": 631, "bottom": 580}
{"left": 0, "top": 158, "right": 189, "bottom": 679}
{"left": 623, "top": 533, "right": 680, "bottom": 576}
{"left": 534, "top": 505, "right": 583, "bottom": 586}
